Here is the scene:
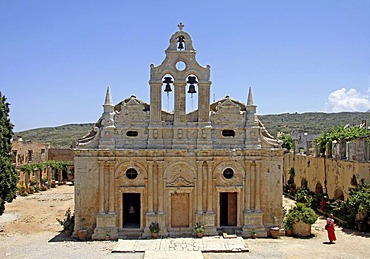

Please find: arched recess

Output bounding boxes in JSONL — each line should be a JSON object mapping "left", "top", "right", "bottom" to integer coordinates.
{"left": 114, "top": 161, "right": 148, "bottom": 229}
{"left": 213, "top": 161, "right": 245, "bottom": 186}
{"left": 301, "top": 178, "right": 308, "bottom": 189}
{"left": 115, "top": 161, "right": 148, "bottom": 186}
{"left": 185, "top": 74, "right": 199, "bottom": 116}
{"left": 315, "top": 182, "right": 323, "bottom": 194}
{"left": 164, "top": 161, "right": 196, "bottom": 185}
{"left": 333, "top": 187, "right": 344, "bottom": 201}
{"left": 161, "top": 73, "right": 175, "bottom": 113}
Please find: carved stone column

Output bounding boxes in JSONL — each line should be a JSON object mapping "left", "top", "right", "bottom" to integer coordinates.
{"left": 156, "top": 161, "right": 168, "bottom": 236}
{"left": 98, "top": 161, "right": 105, "bottom": 212}
{"left": 204, "top": 161, "right": 217, "bottom": 235}
{"left": 157, "top": 162, "right": 164, "bottom": 212}
{"left": 147, "top": 161, "right": 154, "bottom": 213}
{"left": 244, "top": 160, "right": 251, "bottom": 211}
{"left": 93, "top": 159, "right": 118, "bottom": 240}
{"left": 196, "top": 161, "right": 203, "bottom": 212}
{"left": 207, "top": 161, "right": 213, "bottom": 212}
{"left": 197, "top": 81, "right": 211, "bottom": 122}
{"left": 107, "top": 161, "right": 115, "bottom": 213}
{"left": 255, "top": 161, "right": 261, "bottom": 211}
{"left": 149, "top": 81, "right": 162, "bottom": 122}
{"left": 242, "top": 160, "right": 265, "bottom": 238}
{"left": 174, "top": 81, "right": 186, "bottom": 122}
{"left": 250, "top": 160, "right": 256, "bottom": 209}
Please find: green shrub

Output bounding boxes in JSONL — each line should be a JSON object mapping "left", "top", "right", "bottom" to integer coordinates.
{"left": 285, "top": 203, "right": 318, "bottom": 225}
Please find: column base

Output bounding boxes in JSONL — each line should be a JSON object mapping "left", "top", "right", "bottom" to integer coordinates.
{"left": 242, "top": 210, "right": 267, "bottom": 238}
{"left": 92, "top": 212, "right": 119, "bottom": 240}
{"left": 142, "top": 212, "right": 168, "bottom": 238}
{"left": 203, "top": 211, "right": 218, "bottom": 236}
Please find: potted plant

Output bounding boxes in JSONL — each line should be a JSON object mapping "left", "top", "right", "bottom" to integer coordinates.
{"left": 285, "top": 202, "right": 318, "bottom": 237}
{"left": 77, "top": 228, "right": 88, "bottom": 241}
{"left": 270, "top": 216, "right": 280, "bottom": 238}
{"left": 251, "top": 230, "right": 257, "bottom": 239}
{"left": 149, "top": 222, "right": 160, "bottom": 238}
{"left": 283, "top": 212, "right": 294, "bottom": 236}
{"left": 194, "top": 222, "right": 205, "bottom": 238}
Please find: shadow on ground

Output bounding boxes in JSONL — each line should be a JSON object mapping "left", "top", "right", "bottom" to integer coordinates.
{"left": 341, "top": 227, "right": 370, "bottom": 238}
{"left": 49, "top": 231, "right": 76, "bottom": 242}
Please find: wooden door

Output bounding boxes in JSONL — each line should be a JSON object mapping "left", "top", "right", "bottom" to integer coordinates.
{"left": 228, "top": 192, "right": 237, "bottom": 226}
{"left": 171, "top": 193, "right": 189, "bottom": 228}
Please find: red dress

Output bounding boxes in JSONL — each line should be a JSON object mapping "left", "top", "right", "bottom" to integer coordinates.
{"left": 326, "top": 217, "right": 336, "bottom": 242}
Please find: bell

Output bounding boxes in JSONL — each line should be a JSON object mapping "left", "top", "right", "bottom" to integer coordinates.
{"left": 163, "top": 77, "right": 173, "bottom": 92}
{"left": 188, "top": 84, "right": 196, "bottom": 94}
{"left": 177, "top": 36, "right": 184, "bottom": 50}
{"left": 187, "top": 76, "right": 197, "bottom": 84}
{"left": 178, "top": 41, "right": 184, "bottom": 49}
{"left": 164, "top": 84, "right": 172, "bottom": 92}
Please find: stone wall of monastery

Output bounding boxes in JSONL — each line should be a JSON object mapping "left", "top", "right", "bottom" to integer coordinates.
{"left": 283, "top": 153, "right": 370, "bottom": 200}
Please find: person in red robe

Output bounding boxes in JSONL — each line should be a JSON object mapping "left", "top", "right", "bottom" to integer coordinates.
{"left": 326, "top": 213, "right": 337, "bottom": 243}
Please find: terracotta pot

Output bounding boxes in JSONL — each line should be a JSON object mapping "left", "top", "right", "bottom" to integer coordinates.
{"left": 196, "top": 232, "right": 204, "bottom": 238}
{"left": 285, "top": 229, "right": 292, "bottom": 236}
{"left": 77, "top": 229, "right": 88, "bottom": 241}
{"left": 270, "top": 227, "right": 280, "bottom": 238}
{"left": 251, "top": 233, "right": 257, "bottom": 239}
{"left": 151, "top": 232, "right": 159, "bottom": 238}
{"left": 293, "top": 221, "right": 311, "bottom": 237}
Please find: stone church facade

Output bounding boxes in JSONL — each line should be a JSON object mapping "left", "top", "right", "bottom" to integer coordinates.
{"left": 74, "top": 24, "right": 284, "bottom": 240}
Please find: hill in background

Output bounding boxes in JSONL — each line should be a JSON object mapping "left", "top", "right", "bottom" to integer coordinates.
{"left": 15, "top": 112, "right": 370, "bottom": 148}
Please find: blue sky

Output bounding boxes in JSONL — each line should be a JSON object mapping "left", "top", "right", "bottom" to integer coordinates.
{"left": 1, "top": 0, "right": 369, "bottom": 132}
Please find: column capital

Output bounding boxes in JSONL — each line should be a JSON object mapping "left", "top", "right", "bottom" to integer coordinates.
{"left": 173, "top": 81, "right": 186, "bottom": 87}
{"left": 198, "top": 81, "right": 211, "bottom": 87}
{"left": 149, "top": 80, "right": 163, "bottom": 86}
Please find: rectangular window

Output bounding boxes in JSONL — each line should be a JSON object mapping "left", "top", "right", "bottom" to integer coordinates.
{"left": 28, "top": 150, "right": 33, "bottom": 163}
{"left": 12, "top": 150, "right": 17, "bottom": 163}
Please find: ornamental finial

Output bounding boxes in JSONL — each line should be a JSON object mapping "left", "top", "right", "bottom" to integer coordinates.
{"left": 178, "top": 22, "right": 184, "bottom": 31}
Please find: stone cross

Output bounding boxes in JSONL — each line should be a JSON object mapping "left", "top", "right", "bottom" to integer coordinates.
{"left": 178, "top": 22, "right": 184, "bottom": 31}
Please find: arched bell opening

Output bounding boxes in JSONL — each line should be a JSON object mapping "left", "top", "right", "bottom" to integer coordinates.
{"left": 177, "top": 35, "right": 186, "bottom": 51}
{"left": 186, "top": 75, "right": 198, "bottom": 120}
{"left": 161, "top": 74, "right": 175, "bottom": 114}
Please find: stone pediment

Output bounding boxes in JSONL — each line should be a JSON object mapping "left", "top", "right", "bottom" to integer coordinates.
{"left": 211, "top": 97, "right": 245, "bottom": 125}
{"left": 167, "top": 176, "right": 194, "bottom": 187}
{"left": 215, "top": 97, "right": 241, "bottom": 113}
{"left": 114, "top": 96, "right": 149, "bottom": 124}
{"left": 126, "top": 98, "right": 142, "bottom": 107}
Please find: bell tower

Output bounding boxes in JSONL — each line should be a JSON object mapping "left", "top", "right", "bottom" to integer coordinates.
{"left": 148, "top": 23, "right": 212, "bottom": 148}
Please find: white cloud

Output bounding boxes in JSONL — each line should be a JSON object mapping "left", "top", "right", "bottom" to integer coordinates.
{"left": 324, "top": 88, "right": 370, "bottom": 112}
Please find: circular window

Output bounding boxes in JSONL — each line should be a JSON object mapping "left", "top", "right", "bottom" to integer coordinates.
{"left": 176, "top": 61, "right": 186, "bottom": 71}
{"left": 223, "top": 168, "right": 234, "bottom": 179}
{"left": 126, "top": 168, "right": 138, "bottom": 180}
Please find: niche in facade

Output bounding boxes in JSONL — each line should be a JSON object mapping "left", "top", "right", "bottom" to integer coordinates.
{"left": 222, "top": 130, "right": 235, "bottom": 137}
{"left": 126, "top": 131, "right": 138, "bottom": 137}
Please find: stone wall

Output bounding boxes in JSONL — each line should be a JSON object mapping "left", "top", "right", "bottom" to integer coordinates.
{"left": 283, "top": 153, "right": 370, "bottom": 200}
{"left": 48, "top": 148, "right": 74, "bottom": 162}
{"left": 12, "top": 139, "right": 49, "bottom": 165}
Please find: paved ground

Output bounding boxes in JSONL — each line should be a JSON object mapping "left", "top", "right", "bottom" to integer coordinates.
{"left": 1, "top": 185, "right": 370, "bottom": 258}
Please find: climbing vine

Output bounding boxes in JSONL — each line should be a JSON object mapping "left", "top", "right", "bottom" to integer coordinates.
{"left": 315, "top": 125, "right": 369, "bottom": 154}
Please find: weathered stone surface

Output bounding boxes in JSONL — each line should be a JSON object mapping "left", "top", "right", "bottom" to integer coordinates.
{"left": 74, "top": 24, "right": 284, "bottom": 239}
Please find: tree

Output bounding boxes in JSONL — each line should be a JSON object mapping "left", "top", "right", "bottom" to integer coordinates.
{"left": 0, "top": 92, "right": 17, "bottom": 215}
{"left": 278, "top": 133, "right": 294, "bottom": 151}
